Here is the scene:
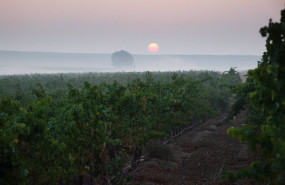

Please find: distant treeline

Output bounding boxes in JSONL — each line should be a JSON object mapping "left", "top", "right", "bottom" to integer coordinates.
{"left": 0, "top": 70, "right": 238, "bottom": 104}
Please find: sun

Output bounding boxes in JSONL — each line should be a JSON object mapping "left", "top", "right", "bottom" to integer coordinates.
{"left": 148, "top": 43, "right": 159, "bottom": 53}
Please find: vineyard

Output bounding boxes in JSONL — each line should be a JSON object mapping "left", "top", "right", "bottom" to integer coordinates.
{"left": 0, "top": 70, "right": 241, "bottom": 185}
{"left": 0, "top": 4, "right": 284, "bottom": 185}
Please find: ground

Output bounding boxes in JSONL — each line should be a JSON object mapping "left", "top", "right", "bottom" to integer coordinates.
{"left": 127, "top": 111, "right": 257, "bottom": 185}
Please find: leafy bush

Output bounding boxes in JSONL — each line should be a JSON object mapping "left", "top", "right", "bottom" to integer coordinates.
{"left": 225, "top": 8, "right": 285, "bottom": 185}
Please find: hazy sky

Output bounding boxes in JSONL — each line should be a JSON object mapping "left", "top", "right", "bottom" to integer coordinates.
{"left": 0, "top": 0, "right": 284, "bottom": 55}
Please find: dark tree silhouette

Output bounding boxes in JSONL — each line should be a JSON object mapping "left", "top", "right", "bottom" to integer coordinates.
{"left": 111, "top": 50, "right": 134, "bottom": 68}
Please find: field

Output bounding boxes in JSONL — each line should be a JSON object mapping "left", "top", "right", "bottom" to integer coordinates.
{"left": 127, "top": 111, "right": 255, "bottom": 185}
{"left": 1, "top": 2, "right": 284, "bottom": 185}
{"left": 0, "top": 70, "right": 242, "bottom": 184}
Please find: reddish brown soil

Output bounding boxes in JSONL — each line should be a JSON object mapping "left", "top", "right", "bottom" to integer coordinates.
{"left": 127, "top": 111, "right": 257, "bottom": 185}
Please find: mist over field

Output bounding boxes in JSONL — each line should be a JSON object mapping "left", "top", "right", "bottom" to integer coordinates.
{"left": 0, "top": 50, "right": 259, "bottom": 75}
{"left": 0, "top": 0, "right": 284, "bottom": 184}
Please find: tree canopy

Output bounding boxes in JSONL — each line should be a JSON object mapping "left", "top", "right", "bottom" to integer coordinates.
{"left": 111, "top": 50, "right": 134, "bottom": 68}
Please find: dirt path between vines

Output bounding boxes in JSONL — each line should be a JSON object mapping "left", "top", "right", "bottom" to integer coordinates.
{"left": 127, "top": 111, "right": 257, "bottom": 185}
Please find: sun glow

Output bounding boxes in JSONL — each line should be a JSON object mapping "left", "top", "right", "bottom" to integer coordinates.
{"left": 148, "top": 43, "right": 159, "bottom": 53}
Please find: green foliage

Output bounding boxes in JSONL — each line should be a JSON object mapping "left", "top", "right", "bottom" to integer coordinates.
{"left": 225, "top": 8, "right": 285, "bottom": 184}
{"left": 0, "top": 97, "right": 63, "bottom": 185}
{"left": 0, "top": 70, "right": 240, "bottom": 184}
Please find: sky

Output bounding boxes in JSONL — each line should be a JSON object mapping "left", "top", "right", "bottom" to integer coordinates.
{"left": 0, "top": 0, "right": 284, "bottom": 55}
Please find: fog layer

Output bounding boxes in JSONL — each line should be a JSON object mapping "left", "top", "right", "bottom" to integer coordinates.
{"left": 0, "top": 51, "right": 260, "bottom": 75}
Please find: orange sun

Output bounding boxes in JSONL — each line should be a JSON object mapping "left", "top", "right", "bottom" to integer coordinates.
{"left": 148, "top": 43, "right": 159, "bottom": 53}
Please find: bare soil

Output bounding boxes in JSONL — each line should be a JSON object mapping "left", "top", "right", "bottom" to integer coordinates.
{"left": 127, "top": 111, "right": 257, "bottom": 185}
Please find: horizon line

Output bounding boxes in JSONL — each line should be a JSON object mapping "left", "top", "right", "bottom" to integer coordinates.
{"left": 0, "top": 49, "right": 261, "bottom": 57}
